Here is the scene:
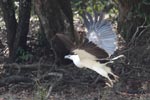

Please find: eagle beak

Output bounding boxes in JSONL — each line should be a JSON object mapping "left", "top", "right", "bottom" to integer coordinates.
{"left": 64, "top": 55, "right": 70, "bottom": 59}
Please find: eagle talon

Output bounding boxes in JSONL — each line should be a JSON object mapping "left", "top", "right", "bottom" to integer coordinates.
{"left": 105, "top": 82, "right": 113, "bottom": 87}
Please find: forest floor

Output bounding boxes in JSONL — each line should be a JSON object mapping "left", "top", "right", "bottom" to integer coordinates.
{"left": 0, "top": 15, "right": 150, "bottom": 100}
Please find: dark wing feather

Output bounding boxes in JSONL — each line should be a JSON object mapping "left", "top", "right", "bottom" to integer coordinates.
{"left": 52, "top": 33, "right": 74, "bottom": 64}
{"left": 55, "top": 33, "right": 74, "bottom": 50}
{"left": 79, "top": 41, "right": 109, "bottom": 59}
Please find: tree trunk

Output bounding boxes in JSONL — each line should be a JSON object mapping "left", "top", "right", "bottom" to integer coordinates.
{"left": 34, "top": 0, "right": 75, "bottom": 64}
{"left": 0, "top": 0, "right": 17, "bottom": 60}
{"left": 0, "top": 0, "right": 32, "bottom": 62}
{"left": 12, "top": 0, "right": 32, "bottom": 60}
{"left": 58, "top": 0, "right": 75, "bottom": 40}
{"left": 117, "top": 0, "right": 150, "bottom": 43}
{"left": 34, "top": 0, "right": 75, "bottom": 42}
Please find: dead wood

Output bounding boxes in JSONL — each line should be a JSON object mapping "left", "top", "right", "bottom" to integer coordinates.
{"left": 0, "top": 63, "right": 52, "bottom": 70}
{"left": 45, "top": 72, "right": 63, "bottom": 99}
{"left": 0, "top": 75, "right": 34, "bottom": 87}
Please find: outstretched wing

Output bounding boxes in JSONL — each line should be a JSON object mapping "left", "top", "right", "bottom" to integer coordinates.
{"left": 78, "top": 41, "right": 109, "bottom": 59}
{"left": 81, "top": 11, "right": 117, "bottom": 56}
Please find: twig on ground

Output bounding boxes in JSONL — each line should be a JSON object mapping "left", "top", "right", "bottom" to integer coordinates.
{"left": 12, "top": 63, "right": 21, "bottom": 75}
{"left": 1, "top": 63, "right": 52, "bottom": 70}
{"left": 45, "top": 72, "right": 63, "bottom": 100}
{"left": 37, "top": 57, "right": 44, "bottom": 78}
{"left": 0, "top": 75, "right": 34, "bottom": 87}
{"left": 9, "top": 82, "right": 33, "bottom": 93}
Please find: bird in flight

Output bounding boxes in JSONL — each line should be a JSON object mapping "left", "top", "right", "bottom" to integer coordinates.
{"left": 55, "top": 11, "right": 123, "bottom": 87}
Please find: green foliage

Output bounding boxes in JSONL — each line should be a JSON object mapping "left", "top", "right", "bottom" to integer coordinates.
{"left": 16, "top": 47, "right": 33, "bottom": 62}
{"left": 35, "top": 86, "right": 47, "bottom": 100}
{"left": 71, "top": 0, "right": 109, "bottom": 14}
{"left": 71, "top": 0, "right": 118, "bottom": 22}
{"left": 33, "top": 81, "right": 48, "bottom": 100}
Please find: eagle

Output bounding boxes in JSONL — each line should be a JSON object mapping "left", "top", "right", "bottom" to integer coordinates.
{"left": 54, "top": 12, "right": 123, "bottom": 87}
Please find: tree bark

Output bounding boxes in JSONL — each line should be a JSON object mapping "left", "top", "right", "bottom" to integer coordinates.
{"left": 58, "top": 0, "right": 75, "bottom": 40}
{"left": 12, "top": 0, "right": 32, "bottom": 60}
{"left": 34, "top": 0, "right": 75, "bottom": 42}
{"left": 19, "top": 0, "right": 32, "bottom": 49}
{"left": 0, "top": 0, "right": 32, "bottom": 62}
{"left": 0, "top": 0, "right": 17, "bottom": 60}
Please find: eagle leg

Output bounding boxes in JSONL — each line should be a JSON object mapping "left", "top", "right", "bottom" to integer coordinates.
{"left": 92, "top": 66, "right": 114, "bottom": 87}
{"left": 109, "top": 72, "right": 119, "bottom": 82}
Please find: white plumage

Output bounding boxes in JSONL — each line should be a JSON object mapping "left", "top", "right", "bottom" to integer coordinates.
{"left": 65, "top": 48, "right": 119, "bottom": 87}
